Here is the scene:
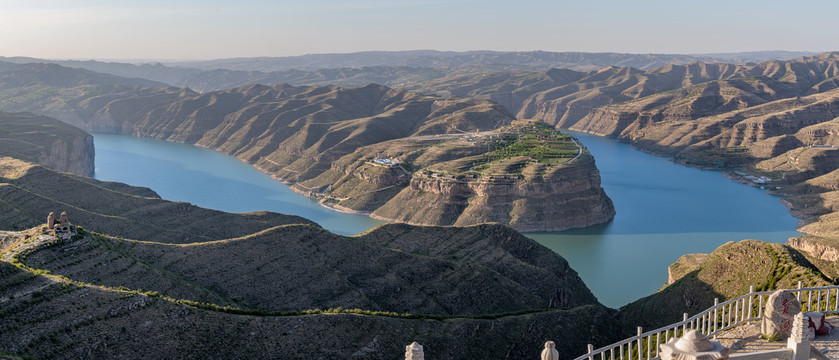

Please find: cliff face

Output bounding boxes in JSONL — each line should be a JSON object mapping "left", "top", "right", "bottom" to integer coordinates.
{"left": 41, "top": 131, "right": 94, "bottom": 177}
{"left": 290, "top": 121, "right": 615, "bottom": 231}
{"left": 0, "top": 112, "right": 94, "bottom": 177}
{"left": 788, "top": 236, "right": 839, "bottom": 261}
{"left": 371, "top": 155, "right": 615, "bottom": 232}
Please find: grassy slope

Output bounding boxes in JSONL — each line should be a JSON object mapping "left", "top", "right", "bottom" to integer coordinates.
{"left": 620, "top": 240, "right": 833, "bottom": 333}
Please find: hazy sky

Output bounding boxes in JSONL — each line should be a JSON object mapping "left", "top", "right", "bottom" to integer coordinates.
{"left": 1, "top": 0, "right": 836, "bottom": 60}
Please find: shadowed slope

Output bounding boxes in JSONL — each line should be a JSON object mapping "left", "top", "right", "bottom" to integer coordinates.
{"left": 25, "top": 222, "right": 596, "bottom": 315}
{"left": 0, "top": 158, "right": 314, "bottom": 242}
{"left": 0, "top": 255, "right": 621, "bottom": 360}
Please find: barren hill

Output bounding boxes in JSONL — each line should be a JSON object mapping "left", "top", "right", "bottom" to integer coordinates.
{"left": 409, "top": 52, "right": 839, "bottom": 231}
{"left": 0, "top": 233, "right": 620, "bottom": 359}
{"left": 23, "top": 222, "right": 596, "bottom": 315}
{"left": 0, "top": 66, "right": 616, "bottom": 230}
{"left": 0, "top": 155, "right": 621, "bottom": 359}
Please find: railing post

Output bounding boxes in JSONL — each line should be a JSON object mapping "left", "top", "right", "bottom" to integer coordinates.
{"left": 683, "top": 313, "right": 688, "bottom": 334}
{"left": 835, "top": 287, "right": 839, "bottom": 311}
{"left": 817, "top": 289, "right": 822, "bottom": 312}
{"left": 713, "top": 298, "right": 719, "bottom": 336}
{"left": 797, "top": 281, "right": 802, "bottom": 301}
{"left": 759, "top": 294, "right": 764, "bottom": 322}
{"left": 587, "top": 344, "right": 593, "bottom": 360}
{"left": 748, "top": 286, "right": 754, "bottom": 319}
{"left": 637, "top": 327, "right": 642, "bottom": 360}
{"left": 619, "top": 341, "right": 624, "bottom": 360}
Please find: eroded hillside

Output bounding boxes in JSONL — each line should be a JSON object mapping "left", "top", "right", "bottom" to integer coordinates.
{"left": 0, "top": 156, "right": 621, "bottom": 359}
{"left": 0, "top": 66, "right": 617, "bottom": 230}
{"left": 295, "top": 120, "right": 614, "bottom": 231}
{"left": 0, "top": 112, "right": 93, "bottom": 176}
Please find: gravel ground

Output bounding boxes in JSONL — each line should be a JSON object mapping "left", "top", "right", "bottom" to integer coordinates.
{"left": 713, "top": 317, "right": 839, "bottom": 358}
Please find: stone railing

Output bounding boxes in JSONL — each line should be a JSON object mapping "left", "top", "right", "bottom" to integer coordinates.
{"left": 574, "top": 282, "right": 839, "bottom": 360}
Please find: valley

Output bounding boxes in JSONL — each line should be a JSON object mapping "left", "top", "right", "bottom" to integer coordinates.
{"left": 0, "top": 65, "right": 618, "bottom": 231}
{"left": 2, "top": 50, "right": 839, "bottom": 359}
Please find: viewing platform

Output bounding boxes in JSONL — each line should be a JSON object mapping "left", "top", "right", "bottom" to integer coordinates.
{"left": 574, "top": 283, "right": 839, "bottom": 360}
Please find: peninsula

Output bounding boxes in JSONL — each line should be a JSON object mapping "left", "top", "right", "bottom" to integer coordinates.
{"left": 0, "top": 64, "right": 616, "bottom": 231}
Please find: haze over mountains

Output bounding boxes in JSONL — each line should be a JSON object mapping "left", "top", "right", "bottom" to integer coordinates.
{"left": 0, "top": 50, "right": 816, "bottom": 92}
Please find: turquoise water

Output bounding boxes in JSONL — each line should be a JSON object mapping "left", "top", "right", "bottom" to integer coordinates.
{"left": 92, "top": 134, "right": 383, "bottom": 236}
{"left": 92, "top": 133, "right": 800, "bottom": 308}
{"left": 528, "top": 132, "right": 800, "bottom": 308}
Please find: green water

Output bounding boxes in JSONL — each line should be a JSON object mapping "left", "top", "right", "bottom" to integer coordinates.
{"left": 93, "top": 133, "right": 800, "bottom": 308}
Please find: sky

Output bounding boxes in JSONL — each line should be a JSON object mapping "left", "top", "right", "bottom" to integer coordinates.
{"left": 0, "top": 0, "right": 837, "bottom": 61}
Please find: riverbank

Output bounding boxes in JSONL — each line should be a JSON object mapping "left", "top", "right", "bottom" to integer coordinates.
{"left": 91, "top": 132, "right": 801, "bottom": 308}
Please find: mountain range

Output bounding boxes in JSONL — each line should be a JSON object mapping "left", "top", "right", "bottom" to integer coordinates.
{"left": 0, "top": 50, "right": 816, "bottom": 93}
{"left": 0, "top": 61, "right": 617, "bottom": 231}
{"left": 3, "top": 49, "right": 839, "bottom": 358}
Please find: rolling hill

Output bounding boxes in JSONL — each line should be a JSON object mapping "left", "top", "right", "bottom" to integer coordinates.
{"left": 0, "top": 66, "right": 617, "bottom": 231}
{"left": 0, "top": 154, "right": 620, "bottom": 359}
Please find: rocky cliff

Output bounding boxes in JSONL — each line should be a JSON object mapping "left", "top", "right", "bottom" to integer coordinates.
{"left": 294, "top": 121, "right": 614, "bottom": 231}
{"left": 788, "top": 236, "right": 839, "bottom": 262}
{"left": 0, "top": 112, "right": 94, "bottom": 176}
{"left": 371, "top": 154, "right": 614, "bottom": 231}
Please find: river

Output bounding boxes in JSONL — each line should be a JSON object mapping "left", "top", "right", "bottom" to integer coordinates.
{"left": 92, "top": 133, "right": 800, "bottom": 308}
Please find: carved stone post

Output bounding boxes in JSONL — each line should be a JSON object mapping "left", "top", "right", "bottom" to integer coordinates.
{"left": 540, "top": 341, "right": 558, "bottom": 360}
{"left": 659, "top": 330, "right": 729, "bottom": 360}
{"left": 405, "top": 342, "right": 424, "bottom": 360}
{"left": 47, "top": 212, "right": 55, "bottom": 229}
{"left": 787, "top": 313, "right": 810, "bottom": 360}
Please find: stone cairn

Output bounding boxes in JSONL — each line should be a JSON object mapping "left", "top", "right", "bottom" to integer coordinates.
{"left": 541, "top": 341, "right": 559, "bottom": 360}
{"left": 659, "top": 330, "right": 730, "bottom": 360}
{"left": 761, "top": 289, "right": 801, "bottom": 340}
{"left": 405, "top": 342, "right": 424, "bottom": 360}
